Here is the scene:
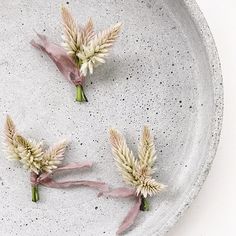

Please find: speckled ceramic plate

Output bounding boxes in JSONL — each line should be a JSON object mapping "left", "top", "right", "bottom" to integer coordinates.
{"left": 0, "top": 0, "right": 223, "bottom": 235}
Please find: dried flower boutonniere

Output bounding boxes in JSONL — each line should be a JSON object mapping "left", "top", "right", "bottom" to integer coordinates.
{"left": 4, "top": 115, "right": 108, "bottom": 202}
{"left": 31, "top": 6, "right": 122, "bottom": 102}
{"left": 99, "top": 126, "right": 166, "bottom": 235}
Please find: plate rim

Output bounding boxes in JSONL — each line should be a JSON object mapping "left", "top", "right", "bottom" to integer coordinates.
{"left": 154, "top": 0, "right": 224, "bottom": 235}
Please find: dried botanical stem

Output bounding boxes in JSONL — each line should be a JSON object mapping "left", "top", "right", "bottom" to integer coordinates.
{"left": 109, "top": 127, "right": 166, "bottom": 199}
{"left": 4, "top": 116, "right": 106, "bottom": 203}
{"left": 33, "top": 6, "right": 122, "bottom": 103}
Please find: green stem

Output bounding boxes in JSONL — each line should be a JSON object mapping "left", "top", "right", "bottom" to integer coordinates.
{"left": 76, "top": 85, "right": 88, "bottom": 102}
{"left": 32, "top": 185, "right": 39, "bottom": 202}
{"left": 35, "top": 185, "right": 39, "bottom": 201}
{"left": 140, "top": 195, "right": 150, "bottom": 211}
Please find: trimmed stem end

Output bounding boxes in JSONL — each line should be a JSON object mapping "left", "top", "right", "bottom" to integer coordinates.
{"left": 32, "top": 185, "right": 39, "bottom": 202}
{"left": 140, "top": 195, "right": 150, "bottom": 211}
{"left": 76, "top": 85, "right": 88, "bottom": 102}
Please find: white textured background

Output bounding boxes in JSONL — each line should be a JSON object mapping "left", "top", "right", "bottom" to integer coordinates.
{"left": 168, "top": 0, "right": 236, "bottom": 235}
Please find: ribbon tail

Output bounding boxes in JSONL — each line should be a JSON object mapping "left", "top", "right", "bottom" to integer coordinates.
{"left": 30, "top": 33, "right": 68, "bottom": 64}
{"left": 55, "top": 161, "right": 93, "bottom": 172}
{"left": 116, "top": 195, "right": 142, "bottom": 235}
{"left": 98, "top": 187, "right": 136, "bottom": 198}
{"left": 41, "top": 179, "right": 109, "bottom": 192}
{"left": 31, "top": 33, "right": 84, "bottom": 86}
{"left": 39, "top": 162, "right": 93, "bottom": 181}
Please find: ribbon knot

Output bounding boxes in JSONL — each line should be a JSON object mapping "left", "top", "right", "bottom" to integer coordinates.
{"left": 30, "top": 172, "right": 40, "bottom": 186}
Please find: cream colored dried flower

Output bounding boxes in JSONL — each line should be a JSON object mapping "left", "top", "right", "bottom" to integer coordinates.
{"left": 78, "top": 22, "right": 122, "bottom": 76}
{"left": 138, "top": 126, "right": 157, "bottom": 176}
{"left": 81, "top": 18, "right": 95, "bottom": 46}
{"left": 4, "top": 115, "right": 20, "bottom": 160}
{"left": 61, "top": 6, "right": 122, "bottom": 76}
{"left": 14, "top": 135, "right": 44, "bottom": 174}
{"left": 61, "top": 6, "right": 81, "bottom": 59}
{"left": 41, "top": 140, "right": 67, "bottom": 173}
{"left": 110, "top": 127, "right": 166, "bottom": 198}
{"left": 4, "top": 116, "right": 67, "bottom": 175}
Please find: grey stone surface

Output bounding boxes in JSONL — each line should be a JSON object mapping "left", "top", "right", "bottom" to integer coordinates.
{"left": 0, "top": 0, "right": 223, "bottom": 235}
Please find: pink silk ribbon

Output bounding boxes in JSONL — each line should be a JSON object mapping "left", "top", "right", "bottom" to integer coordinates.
{"left": 99, "top": 187, "right": 142, "bottom": 235}
{"left": 30, "top": 162, "right": 108, "bottom": 192}
{"left": 31, "top": 33, "right": 84, "bottom": 86}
